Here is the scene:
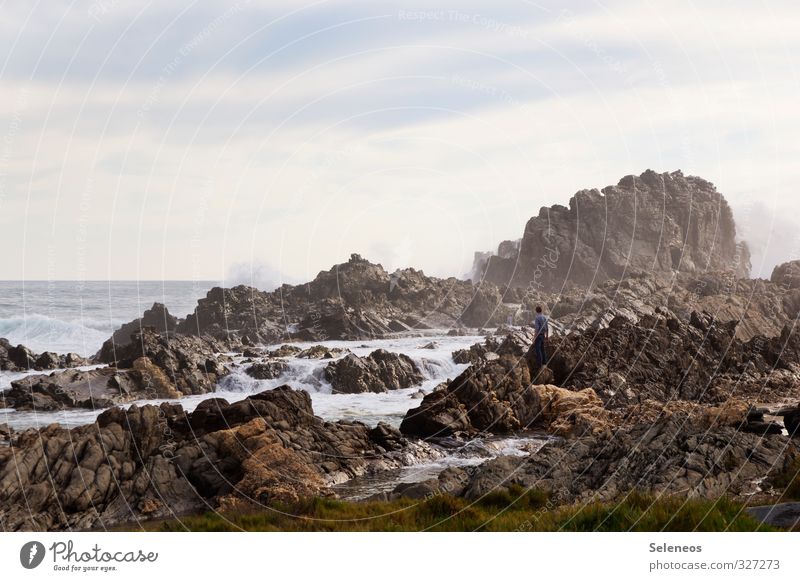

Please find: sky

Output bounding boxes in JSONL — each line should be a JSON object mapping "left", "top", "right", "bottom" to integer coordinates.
{"left": 0, "top": 0, "right": 798, "bottom": 286}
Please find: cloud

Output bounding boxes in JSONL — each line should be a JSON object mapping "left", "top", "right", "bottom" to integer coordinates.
{"left": 0, "top": 0, "right": 798, "bottom": 280}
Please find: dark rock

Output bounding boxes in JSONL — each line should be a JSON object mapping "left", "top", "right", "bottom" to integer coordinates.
{"left": 267, "top": 345, "right": 302, "bottom": 358}
{"left": 245, "top": 361, "right": 289, "bottom": 380}
{"left": 97, "top": 302, "right": 177, "bottom": 362}
{"left": 297, "top": 345, "right": 349, "bottom": 359}
{"left": 781, "top": 408, "right": 800, "bottom": 437}
{"left": 324, "top": 349, "right": 424, "bottom": 394}
{"left": 458, "top": 412, "right": 795, "bottom": 504}
{"left": 96, "top": 328, "right": 229, "bottom": 396}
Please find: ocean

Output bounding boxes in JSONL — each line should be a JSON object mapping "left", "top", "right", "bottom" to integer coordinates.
{"left": 0, "top": 280, "right": 216, "bottom": 357}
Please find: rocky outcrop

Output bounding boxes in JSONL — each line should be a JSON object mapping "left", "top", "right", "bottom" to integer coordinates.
{"left": 245, "top": 360, "right": 289, "bottom": 380}
{"left": 455, "top": 409, "right": 796, "bottom": 504}
{"left": 406, "top": 315, "right": 800, "bottom": 439}
{"left": 0, "top": 386, "right": 439, "bottom": 531}
{"left": 474, "top": 170, "right": 751, "bottom": 291}
{"left": 4, "top": 328, "right": 234, "bottom": 411}
{"left": 0, "top": 338, "right": 89, "bottom": 372}
{"left": 97, "top": 302, "right": 177, "bottom": 362}
{"left": 771, "top": 260, "right": 800, "bottom": 290}
{"left": 97, "top": 328, "right": 230, "bottom": 396}
{"left": 546, "top": 313, "right": 800, "bottom": 406}
{"left": 2, "top": 368, "right": 127, "bottom": 410}
{"left": 543, "top": 270, "right": 795, "bottom": 341}
{"left": 176, "top": 285, "right": 285, "bottom": 343}
{"left": 297, "top": 345, "right": 350, "bottom": 359}
{"left": 400, "top": 355, "right": 533, "bottom": 437}
{"left": 175, "top": 254, "right": 514, "bottom": 343}
{"left": 324, "top": 349, "right": 424, "bottom": 394}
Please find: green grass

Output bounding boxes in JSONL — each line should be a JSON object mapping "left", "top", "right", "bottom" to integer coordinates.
{"left": 144, "top": 488, "right": 774, "bottom": 532}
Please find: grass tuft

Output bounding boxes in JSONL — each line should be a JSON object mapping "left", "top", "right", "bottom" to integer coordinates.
{"left": 143, "top": 487, "right": 774, "bottom": 532}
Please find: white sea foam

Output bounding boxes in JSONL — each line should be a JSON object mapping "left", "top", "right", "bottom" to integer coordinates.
{"left": 0, "top": 314, "right": 112, "bottom": 356}
{"left": 0, "top": 335, "right": 481, "bottom": 430}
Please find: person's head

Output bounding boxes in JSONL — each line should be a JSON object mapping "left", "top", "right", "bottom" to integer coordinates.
{"left": 535, "top": 305, "right": 543, "bottom": 314}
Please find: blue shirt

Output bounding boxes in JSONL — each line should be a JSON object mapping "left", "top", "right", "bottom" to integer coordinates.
{"left": 534, "top": 313, "right": 549, "bottom": 338}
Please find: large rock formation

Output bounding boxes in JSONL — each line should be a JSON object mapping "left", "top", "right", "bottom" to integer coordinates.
{"left": 473, "top": 170, "right": 751, "bottom": 291}
{"left": 0, "top": 386, "right": 438, "bottom": 531}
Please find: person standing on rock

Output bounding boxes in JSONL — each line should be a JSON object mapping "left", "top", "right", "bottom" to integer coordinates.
{"left": 532, "top": 305, "right": 549, "bottom": 367}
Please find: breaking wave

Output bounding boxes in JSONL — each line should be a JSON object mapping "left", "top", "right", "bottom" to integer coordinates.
{"left": 0, "top": 314, "right": 112, "bottom": 356}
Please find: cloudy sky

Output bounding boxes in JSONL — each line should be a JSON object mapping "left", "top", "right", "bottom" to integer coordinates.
{"left": 0, "top": 0, "right": 798, "bottom": 285}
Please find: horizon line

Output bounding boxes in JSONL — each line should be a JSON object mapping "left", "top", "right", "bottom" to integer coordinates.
{"left": 0, "top": 279, "right": 222, "bottom": 283}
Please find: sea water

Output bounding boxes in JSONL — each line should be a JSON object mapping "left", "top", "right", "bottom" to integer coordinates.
{"left": 0, "top": 280, "right": 215, "bottom": 356}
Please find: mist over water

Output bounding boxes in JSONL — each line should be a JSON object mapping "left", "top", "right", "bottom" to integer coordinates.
{"left": 734, "top": 202, "right": 800, "bottom": 279}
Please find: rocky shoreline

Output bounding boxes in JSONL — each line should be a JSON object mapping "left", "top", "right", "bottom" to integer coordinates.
{"left": 4, "top": 169, "right": 800, "bottom": 531}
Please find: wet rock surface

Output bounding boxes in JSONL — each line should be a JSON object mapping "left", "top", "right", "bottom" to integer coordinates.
{"left": 324, "top": 349, "right": 425, "bottom": 394}
{"left": 96, "top": 328, "right": 230, "bottom": 396}
{"left": 244, "top": 360, "right": 289, "bottom": 380}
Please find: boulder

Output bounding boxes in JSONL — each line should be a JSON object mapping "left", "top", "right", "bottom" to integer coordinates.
{"left": 324, "top": 349, "right": 424, "bottom": 394}
{"left": 97, "top": 302, "right": 177, "bottom": 362}
{"left": 401, "top": 355, "right": 534, "bottom": 437}
{"left": 244, "top": 360, "right": 289, "bottom": 380}
{"left": 96, "top": 328, "right": 230, "bottom": 396}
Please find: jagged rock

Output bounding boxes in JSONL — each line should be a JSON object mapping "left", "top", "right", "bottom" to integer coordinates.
{"left": 771, "top": 260, "right": 800, "bottom": 290}
{"left": 525, "top": 384, "right": 612, "bottom": 438}
{"left": 173, "top": 254, "right": 515, "bottom": 343}
{"left": 540, "top": 313, "right": 800, "bottom": 406}
{"left": 267, "top": 345, "right": 303, "bottom": 358}
{"left": 96, "top": 328, "right": 229, "bottom": 396}
{"left": 2, "top": 368, "right": 121, "bottom": 410}
{"left": 324, "top": 350, "right": 424, "bottom": 394}
{"left": 297, "top": 345, "right": 350, "bottom": 359}
{"left": 474, "top": 170, "right": 751, "bottom": 290}
{"left": 98, "top": 302, "right": 177, "bottom": 362}
{"left": 400, "top": 355, "right": 533, "bottom": 437}
{"left": 0, "top": 338, "right": 90, "bottom": 372}
{"left": 2, "top": 355, "right": 186, "bottom": 411}
{"left": 0, "top": 386, "right": 439, "bottom": 531}
{"left": 456, "top": 411, "right": 796, "bottom": 504}
{"left": 245, "top": 360, "right": 289, "bottom": 380}
{"left": 3, "top": 329, "right": 232, "bottom": 411}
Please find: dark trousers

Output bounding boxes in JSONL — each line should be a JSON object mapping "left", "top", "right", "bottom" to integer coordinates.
{"left": 534, "top": 336, "right": 547, "bottom": 367}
